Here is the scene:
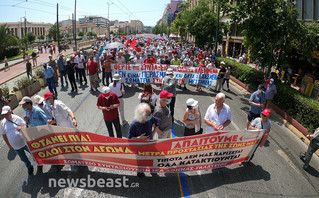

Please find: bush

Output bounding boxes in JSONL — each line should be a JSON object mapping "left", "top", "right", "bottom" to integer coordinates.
{"left": 216, "top": 58, "right": 264, "bottom": 90}
{"left": 0, "top": 84, "right": 9, "bottom": 98}
{"left": 216, "top": 57, "right": 319, "bottom": 133}
{"left": 34, "top": 68, "right": 45, "bottom": 78}
{"left": 1, "top": 47, "right": 20, "bottom": 59}
{"left": 14, "top": 76, "right": 34, "bottom": 90}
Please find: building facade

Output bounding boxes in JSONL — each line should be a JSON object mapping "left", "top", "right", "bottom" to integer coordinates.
{"left": 79, "top": 16, "right": 109, "bottom": 28}
{"left": 0, "top": 21, "right": 52, "bottom": 39}
{"left": 295, "top": 0, "right": 319, "bottom": 22}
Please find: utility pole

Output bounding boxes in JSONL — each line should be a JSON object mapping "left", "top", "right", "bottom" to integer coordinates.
{"left": 215, "top": 3, "right": 220, "bottom": 55}
{"left": 74, "top": 0, "right": 77, "bottom": 52}
{"left": 107, "top": 2, "right": 113, "bottom": 41}
{"left": 57, "top": 3, "right": 60, "bottom": 53}
{"left": 24, "top": 16, "right": 27, "bottom": 50}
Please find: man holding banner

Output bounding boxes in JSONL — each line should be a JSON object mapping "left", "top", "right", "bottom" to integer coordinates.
{"left": 204, "top": 93, "right": 232, "bottom": 132}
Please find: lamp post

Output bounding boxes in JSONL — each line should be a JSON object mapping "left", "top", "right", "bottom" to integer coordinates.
{"left": 107, "top": 2, "right": 113, "bottom": 41}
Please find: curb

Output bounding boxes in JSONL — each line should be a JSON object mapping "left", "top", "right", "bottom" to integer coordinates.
{"left": 229, "top": 76, "right": 319, "bottom": 156}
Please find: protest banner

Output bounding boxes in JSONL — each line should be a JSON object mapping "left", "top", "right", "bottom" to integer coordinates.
{"left": 112, "top": 64, "right": 220, "bottom": 86}
{"left": 21, "top": 126, "right": 264, "bottom": 173}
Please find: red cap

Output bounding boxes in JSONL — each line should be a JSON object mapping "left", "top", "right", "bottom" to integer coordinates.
{"left": 160, "top": 90, "right": 173, "bottom": 99}
{"left": 74, "top": 52, "right": 77, "bottom": 55}
{"left": 44, "top": 92, "right": 54, "bottom": 101}
{"left": 261, "top": 109, "right": 271, "bottom": 117}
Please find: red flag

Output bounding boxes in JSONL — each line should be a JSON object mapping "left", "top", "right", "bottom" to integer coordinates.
{"left": 146, "top": 38, "right": 151, "bottom": 46}
{"left": 122, "top": 35, "right": 125, "bottom": 39}
{"left": 125, "top": 39, "right": 131, "bottom": 46}
{"left": 130, "top": 39, "right": 136, "bottom": 50}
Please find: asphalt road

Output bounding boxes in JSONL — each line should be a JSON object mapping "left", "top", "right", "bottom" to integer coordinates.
{"left": 0, "top": 80, "right": 318, "bottom": 198}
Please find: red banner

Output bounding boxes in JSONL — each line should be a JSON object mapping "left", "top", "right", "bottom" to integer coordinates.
{"left": 21, "top": 126, "right": 264, "bottom": 173}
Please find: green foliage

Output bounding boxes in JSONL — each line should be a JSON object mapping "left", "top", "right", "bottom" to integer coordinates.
{"left": 172, "top": 0, "right": 224, "bottom": 48}
{"left": 34, "top": 68, "right": 45, "bottom": 78}
{"left": 2, "top": 47, "right": 20, "bottom": 59}
{"left": 26, "top": 32, "right": 36, "bottom": 43}
{"left": 1, "top": 84, "right": 9, "bottom": 98}
{"left": 48, "top": 24, "right": 58, "bottom": 41}
{"left": 78, "top": 31, "right": 84, "bottom": 37}
{"left": 217, "top": 57, "right": 319, "bottom": 133}
{"left": 223, "top": 0, "right": 301, "bottom": 76}
{"left": 216, "top": 57, "right": 264, "bottom": 89}
{"left": 152, "top": 23, "right": 169, "bottom": 35}
{"left": 0, "top": 24, "right": 19, "bottom": 58}
{"left": 87, "top": 32, "right": 96, "bottom": 39}
{"left": 14, "top": 76, "right": 34, "bottom": 90}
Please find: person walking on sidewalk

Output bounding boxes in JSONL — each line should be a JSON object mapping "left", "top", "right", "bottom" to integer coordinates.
{"left": 215, "top": 61, "right": 226, "bottom": 92}
{"left": 1, "top": 106, "right": 34, "bottom": 175}
{"left": 300, "top": 127, "right": 319, "bottom": 170}
{"left": 31, "top": 51, "right": 37, "bottom": 67}
{"left": 4, "top": 56, "right": 9, "bottom": 71}
{"left": 43, "top": 62, "right": 58, "bottom": 97}
{"left": 26, "top": 58, "right": 32, "bottom": 79}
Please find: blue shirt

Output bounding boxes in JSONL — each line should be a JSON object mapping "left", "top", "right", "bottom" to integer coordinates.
{"left": 249, "top": 91, "right": 266, "bottom": 114}
{"left": 127, "top": 117, "right": 159, "bottom": 140}
{"left": 26, "top": 106, "right": 52, "bottom": 127}
{"left": 57, "top": 58, "right": 65, "bottom": 71}
{"left": 43, "top": 66, "right": 55, "bottom": 79}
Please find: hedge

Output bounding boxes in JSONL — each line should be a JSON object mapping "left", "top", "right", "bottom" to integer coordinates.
{"left": 216, "top": 57, "right": 319, "bottom": 133}
{"left": 1, "top": 47, "right": 19, "bottom": 59}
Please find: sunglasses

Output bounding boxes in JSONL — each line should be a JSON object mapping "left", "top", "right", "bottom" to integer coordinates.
{"left": 187, "top": 106, "right": 193, "bottom": 109}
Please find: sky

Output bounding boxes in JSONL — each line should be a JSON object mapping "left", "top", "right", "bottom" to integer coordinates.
{"left": 0, "top": 0, "right": 171, "bottom": 26}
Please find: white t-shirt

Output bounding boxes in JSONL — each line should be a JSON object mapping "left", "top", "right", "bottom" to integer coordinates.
{"left": 1, "top": 115, "right": 27, "bottom": 150}
{"left": 204, "top": 103, "right": 232, "bottom": 133}
{"left": 133, "top": 57, "right": 144, "bottom": 64}
{"left": 75, "top": 55, "right": 85, "bottom": 69}
{"left": 109, "top": 82, "right": 125, "bottom": 98}
{"left": 46, "top": 100, "right": 74, "bottom": 128}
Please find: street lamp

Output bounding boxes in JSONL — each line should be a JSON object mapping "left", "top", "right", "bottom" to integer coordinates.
{"left": 107, "top": 2, "right": 113, "bottom": 41}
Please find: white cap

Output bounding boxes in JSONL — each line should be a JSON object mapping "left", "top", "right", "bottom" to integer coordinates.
{"left": 113, "top": 74, "right": 121, "bottom": 81}
{"left": 19, "top": 96, "right": 32, "bottom": 105}
{"left": 102, "top": 86, "right": 110, "bottom": 94}
{"left": 270, "top": 78, "right": 274, "bottom": 82}
{"left": 220, "top": 61, "right": 225, "bottom": 65}
{"left": 1, "top": 106, "right": 11, "bottom": 115}
{"left": 33, "top": 95, "right": 44, "bottom": 105}
{"left": 186, "top": 98, "right": 198, "bottom": 107}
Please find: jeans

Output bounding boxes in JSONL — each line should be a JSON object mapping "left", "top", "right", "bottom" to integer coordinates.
{"left": 46, "top": 77, "right": 57, "bottom": 95}
{"left": 59, "top": 70, "right": 68, "bottom": 87}
{"left": 15, "top": 145, "right": 32, "bottom": 168}
{"left": 104, "top": 117, "right": 122, "bottom": 138}
{"left": 300, "top": 138, "right": 319, "bottom": 168}
{"left": 78, "top": 68, "right": 87, "bottom": 84}
{"left": 105, "top": 71, "right": 113, "bottom": 86}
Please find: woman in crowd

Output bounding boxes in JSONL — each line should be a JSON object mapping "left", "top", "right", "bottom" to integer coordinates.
{"left": 183, "top": 98, "right": 202, "bottom": 136}
{"left": 138, "top": 83, "right": 157, "bottom": 113}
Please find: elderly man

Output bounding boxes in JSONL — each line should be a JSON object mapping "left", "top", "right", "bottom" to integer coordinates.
{"left": 44, "top": 92, "right": 77, "bottom": 128}
{"left": 300, "top": 127, "right": 319, "bottom": 170}
{"left": 87, "top": 55, "right": 99, "bottom": 92}
{"left": 43, "top": 62, "right": 58, "bottom": 97}
{"left": 1, "top": 106, "right": 33, "bottom": 175}
{"left": 204, "top": 92, "right": 232, "bottom": 132}
{"left": 153, "top": 90, "right": 173, "bottom": 139}
{"left": 74, "top": 52, "right": 87, "bottom": 85}
{"left": 97, "top": 86, "right": 122, "bottom": 138}
{"left": 246, "top": 84, "right": 266, "bottom": 129}
{"left": 128, "top": 103, "right": 160, "bottom": 141}
{"left": 265, "top": 78, "right": 277, "bottom": 109}
{"left": 240, "top": 109, "right": 272, "bottom": 166}
{"left": 128, "top": 103, "right": 160, "bottom": 177}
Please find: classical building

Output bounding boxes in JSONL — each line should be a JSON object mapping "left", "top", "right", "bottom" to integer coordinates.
{"left": 0, "top": 21, "right": 52, "bottom": 39}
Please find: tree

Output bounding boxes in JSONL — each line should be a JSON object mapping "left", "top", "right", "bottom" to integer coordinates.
{"left": 26, "top": 32, "right": 36, "bottom": 44}
{"left": 224, "top": 0, "right": 301, "bottom": 75}
{"left": 48, "top": 24, "right": 58, "bottom": 41}
{"left": 172, "top": 0, "right": 224, "bottom": 48}
{"left": 78, "top": 31, "right": 84, "bottom": 37}
{"left": 0, "top": 24, "right": 19, "bottom": 58}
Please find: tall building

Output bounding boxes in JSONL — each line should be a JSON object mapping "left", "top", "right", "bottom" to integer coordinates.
{"left": 160, "top": 0, "right": 185, "bottom": 25}
{"left": 129, "top": 20, "right": 144, "bottom": 33}
{"left": 79, "top": 16, "right": 109, "bottom": 28}
{"left": 0, "top": 21, "right": 51, "bottom": 39}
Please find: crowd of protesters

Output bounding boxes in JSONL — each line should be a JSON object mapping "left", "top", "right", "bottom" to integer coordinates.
{"left": 0, "top": 35, "right": 316, "bottom": 178}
